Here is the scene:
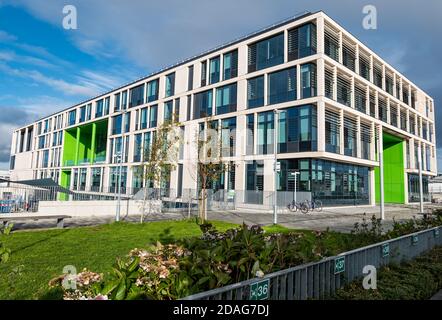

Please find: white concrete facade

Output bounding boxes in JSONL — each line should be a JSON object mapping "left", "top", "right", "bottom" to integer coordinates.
{"left": 8, "top": 11, "right": 437, "bottom": 206}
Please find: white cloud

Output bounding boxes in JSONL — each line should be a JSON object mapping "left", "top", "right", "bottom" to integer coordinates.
{"left": 0, "top": 30, "right": 17, "bottom": 42}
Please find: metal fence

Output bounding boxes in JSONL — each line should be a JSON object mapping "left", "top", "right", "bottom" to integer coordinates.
{"left": 182, "top": 226, "right": 442, "bottom": 300}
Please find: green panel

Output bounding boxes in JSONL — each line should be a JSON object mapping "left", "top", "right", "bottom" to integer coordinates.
{"left": 59, "top": 170, "right": 71, "bottom": 201}
{"left": 375, "top": 132, "right": 405, "bottom": 204}
{"left": 62, "top": 128, "right": 77, "bottom": 167}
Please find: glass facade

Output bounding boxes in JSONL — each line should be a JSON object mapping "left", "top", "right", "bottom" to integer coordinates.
{"left": 278, "top": 159, "right": 370, "bottom": 206}
{"left": 248, "top": 33, "right": 284, "bottom": 72}
{"left": 209, "top": 56, "right": 220, "bottom": 84}
{"left": 278, "top": 105, "right": 317, "bottom": 153}
{"left": 300, "top": 63, "right": 317, "bottom": 99}
{"left": 408, "top": 174, "right": 430, "bottom": 202}
{"left": 165, "top": 73, "right": 175, "bottom": 98}
{"left": 288, "top": 23, "right": 317, "bottom": 61}
{"left": 216, "top": 83, "right": 237, "bottom": 115}
{"left": 130, "top": 84, "right": 145, "bottom": 108}
{"left": 147, "top": 79, "right": 159, "bottom": 102}
{"left": 221, "top": 117, "right": 236, "bottom": 157}
{"left": 164, "top": 101, "right": 173, "bottom": 122}
{"left": 245, "top": 160, "right": 264, "bottom": 204}
{"left": 193, "top": 89, "right": 213, "bottom": 119}
{"left": 149, "top": 105, "right": 157, "bottom": 128}
{"left": 223, "top": 50, "right": 238, "bottom": 80}
{"left": 112, "top": 115, "right": 122, "bottom": 135}
{"left": 268, "top": 67, "right": 297, "bottom": 105}
{"left": 247, "top": 76, "right": 264, "bottom": 108}
{"left": 258, "top": 111, "right": 274, "bottom": 155}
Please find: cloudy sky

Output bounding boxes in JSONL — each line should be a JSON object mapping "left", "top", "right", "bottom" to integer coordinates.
{"left": 0, "top": 0, "right": 441, "bottom": 171}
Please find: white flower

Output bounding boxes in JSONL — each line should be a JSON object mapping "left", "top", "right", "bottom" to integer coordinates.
{"left": 255, "top": 270, "right": 265, "bottom": 278}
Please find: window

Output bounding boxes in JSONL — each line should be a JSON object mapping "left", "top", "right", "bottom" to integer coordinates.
{"left": 216, "top": 83, "right": 237, "bottom": 115}
{"left": 112, "top": 115, "right": 122, "bottom": 135}
{"left": 402, "top": 86, "right": 409, "bottom": 105}
{"left": 344, "top": 117, "right": 357, "bottom": 157}
{"left": 79, "top": 168, "right": 87, "bottom": 191}
{"left": 400, "top": 109, "right": 407, "bottom": 131}
{"left": 373, "top": 65, "right": 382, "bottom": 89}
{"left": 360, "top": 122, "right": 372, "bottom": 160}
{"left": 164, "top": 101, "right": 174, "bottom": 122}
{"left": 257, "top": 111, "right": 274, "bottom": 155}
{"left": 114, "top": 93, "right": 121, "bottom": 112}
{"left": 300, "top": 63, "right": 317, "bottom": 99}
{"left": 86, "top": 104, "right": 92, "bottom": 121}
{"left": 42, "top": 150, "right": 49, "bottom": 168}
{"left": 201, "top": 61, "right": 207, "bottom": 87}
{"left": 268, "top": 67, "right": 297, "bottom": 105}
{"left": 193, "top": 89, "right": 213, "bottom": 119}
{"left": 79, "top": 106, "right": 86, "bottom": 123}
{"left": 369, "top": 93, "right": 376, "bottom": 118}
{"left": 140, "top": 108, "right": 148, "bottom": 130}
{"left": 378, "top": 97, "right": 387, "bottom": 122}
{"left": 68, "top": 110, "right": 76, "bottom": 126}
{"left": 248, "top": 33, "right": 284, "bottom": 73}
{"left": 91, "top": 168, "right": 102, "bottom": 192}
{"left": 359, "top": 54, "right": 370, "bottom": 81}
{"left": 325, "top": 68, "right": 334, "bottom": 99}
{"left": 354, "top": 85, "right": 366, "bottom": 113}
{"left": 288, "top": 23, "right": 317, "bottom": 61}
{"left": 385, "top": 74, "right": 394, "bottom": 96}
{"left": 209, "top": 56, "right": 220, "bottom": 84}
{"left": 187, "top": 95, "right": 192, "bottom": 121}
{"left": 426, "top": 145, "right": 431, "bottom": 171}
{"left": 325, "top": 109, "right": 340, "bottom": 154}
{"left": 342, "top": 42, "right": 356, "bottom": 72}
{"left": 409, "top": 116, "right": 416, "bottom": 135}
{"left": 188, "top": 66, "right": 194, "bottom": 91}
{"left": 149, "top": 105, "right": 158, "bottom": 128}
{"left": 143, "top": 132, "right": 152, "bottom": 161}
{"left": 246, "top": 114, "right": 254, "bottom": 155}
{"left": 245, "top": 160, "right": 264, "bottom": 204}
{"left": 337, "top": 76, "right": 351, "bottom": 107}
{"left": 95, "top": 99, "right": 103, "bottom": 118}
{"left": 133, "top": 134, "right": 142, "bottom": 162}
{"left": 38, "top": 136, "right": 45, "bottom": 149}
{"left": 174, "top": 98, "right": 180, "bottom": 121}
{"left": 121, "top": 91, "right": 128, "bottom": 110}
{"left": 147, "top": 79, "right": 159, "bottom": 102}
{"left": 124, "top": 113, "right": 131, "bottom": 133}
{"left": 223, "top": 50, "right": 238, "bottom": 80}
{"left": 221, "top": 117, "right": 236, "bottom": 157}
{"left": 165, "top": 73, "right": 175, "bottom": 97}
{"left": 324, "top": 27, "right": 339, "bottom": 61}
{"left": 247, "top": 76, "right": 264, "bottom": 108}
{"left": 130, "top": 84, "right": 145, "bottom": 108}
{"left": 278, "top": 105, "right": 317, "bottom": 153}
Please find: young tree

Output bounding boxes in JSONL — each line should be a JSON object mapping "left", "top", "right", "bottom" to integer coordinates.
{"left": 194, "top": 118, "right": 226, "bottom": 222}
{"left": 135, "top": 117, "right": 181, "bottom": 223}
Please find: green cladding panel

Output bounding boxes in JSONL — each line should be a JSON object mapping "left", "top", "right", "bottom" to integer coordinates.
{"left": 62, "top": 119, "right": 108, "bottom": 166}
{"left": 375, "top": 132, "right": 405, "bottom": 204}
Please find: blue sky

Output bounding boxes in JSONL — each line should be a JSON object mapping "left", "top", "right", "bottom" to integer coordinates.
{"left": 0, "top": 0, "right": 441, "bottom": 171}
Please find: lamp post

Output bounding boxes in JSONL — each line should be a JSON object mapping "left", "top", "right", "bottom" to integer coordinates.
{"left": 293, "top": 171, "right": 300, "bottom": 203}
{"left": 116, "top": 109, "right": 128, "bottom": 222}
{"left": 418, "top": 143, "right": 424, "bottom": 214}
{"left": 273, "top": 110, "right": 281, "bottom": 225}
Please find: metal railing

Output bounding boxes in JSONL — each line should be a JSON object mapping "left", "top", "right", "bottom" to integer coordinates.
{"left": 182, "top": 226, "right": 442, "bottom": 300}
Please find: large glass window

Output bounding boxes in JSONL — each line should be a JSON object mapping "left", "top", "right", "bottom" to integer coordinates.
{"left": 246, "top": 114, "right": 254, "bottom": 155}
{"left": 408, "top": 174, "right": 429, "bottom": 202}
{"left": 140, "top": 108, "right": 148, "bottom": 130}
{"left": 165, "top": 73, "right": 175, "bottom": 97}
{"left": 201, "top": 61, "right": 207, "bottom": 87}
{"left": 257, "top": 111, "right": 274, "bottom": 155}
{"left": 209, "top": 56, "right": 220, "bottom": 84}
{"left": 193, "top": 89, "right": 213, "bottom": 119}
{"left": 149, "top": 105, "right": 158, "bottom": 128}
{"left": 68, "top": 110, "right": 76, "bottom": 126}
{"left": 79, "top": 106, "right": 86, "bottom": 123}
{"left": 268, "top": 67, "right": 297, "bottom": 105}
{"left": 221, "top": 117, "right": 236, "bottom": 157}
{"left": 223, "top": 50, "right": 238, "bottom": 80}
{"left": 360, "top": 122, "right": 372, "bottom": 160}
{"left": 147, "top": 79, "right": 159, "bottom": 102}
{"left": 164, "top": 101, "right": 174, "bottom": 122}
{"left": 278, "top": 105, "right": 317, "bottom": 153}
{"left": 300, "top": 63, "right": 317, "bottom": 99}
{"left": 248, "top": 33, "right": 284, "bottom": 72}
{"left": 91, "top": 168, "right": 102, "bottom": 192}
{"left": 337, "top": 76, "right": 351, "bottom": 107}
{"left": 288, "top": 23, "right": 317, "bottom": 61}
{"left": 324, "top": 28, "right": 339, "bottom": 62}
{"left": 344, "top": 117, "right": 357, "bottom": 157}
{"left": 247, "top": 76, "right": 264, "bottom": 109}
{"left": 133, "top": 134, "right": 142, "bottom": 162}
{"left": 325, "top": 109, "right": 340, "bottom": 154}
{"left": 112, "top": 115, "right": 122, "bottom": 135}
{"left": 216, "top": 83, "right": 237, "bottom": 115}
{"left": 114, "top": 93, "right": 121, "bottom": 112}
{"left": 245, "top": 160, "right": 264, "bottom": 204}
{"left": 95, "top": 99, "right": 103, "bottom": 118}
{"left": 188, "top": 66, "right": 194, "bottom": 91}
{"left": 130, "top": 84, "right": 145, "bottom": 108}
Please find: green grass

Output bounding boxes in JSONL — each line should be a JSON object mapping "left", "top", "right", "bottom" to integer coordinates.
{"left": 0, "top": 219, "right": 236, "bottom": 300}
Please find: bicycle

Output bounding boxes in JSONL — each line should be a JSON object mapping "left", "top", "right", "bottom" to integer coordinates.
{"left": 303, "top": 199, "right": 323, "bottom": 213}
{"left": 287, "top": 200, "right": 309, "bottom": 214}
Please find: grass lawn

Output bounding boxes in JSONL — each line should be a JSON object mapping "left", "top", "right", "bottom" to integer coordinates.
{"left": 0, "top": 219, "right": 237, "bottom": 300}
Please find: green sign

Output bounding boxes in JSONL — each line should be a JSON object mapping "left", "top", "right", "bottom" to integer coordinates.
{"left": 382, "top": 244, "right": 390, "bottom": 257}
{"left": 334, "top": 256, "right": 345, "bottom": 274}
{"left": 412, "top": 235, "right": 418, "bottom": 246}
{"left": 250, "top": 279, "right": 270, "bottom": 300}
{"left": 435, "top": 228, "right": 440, "bottom": 238}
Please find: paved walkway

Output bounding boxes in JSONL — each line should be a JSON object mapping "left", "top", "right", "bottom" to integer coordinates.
{"left": 430, "top": 289, "right": 442, "bottom": 300}
{"left": 5, "top": 204, "right": 436, "bottom": 233}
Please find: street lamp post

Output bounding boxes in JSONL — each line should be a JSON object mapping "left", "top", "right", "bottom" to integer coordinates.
{"left": 273, "top": 110, "right": 281, "bottom": 225}
{"left": 418, "top": 143, "right": 424, "bottom": 213}
{"left": 293, "top": 171, "right": 300, "bottom": 203}
{"left": 116, "top": 109, "right": 128, "bottom": 222}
